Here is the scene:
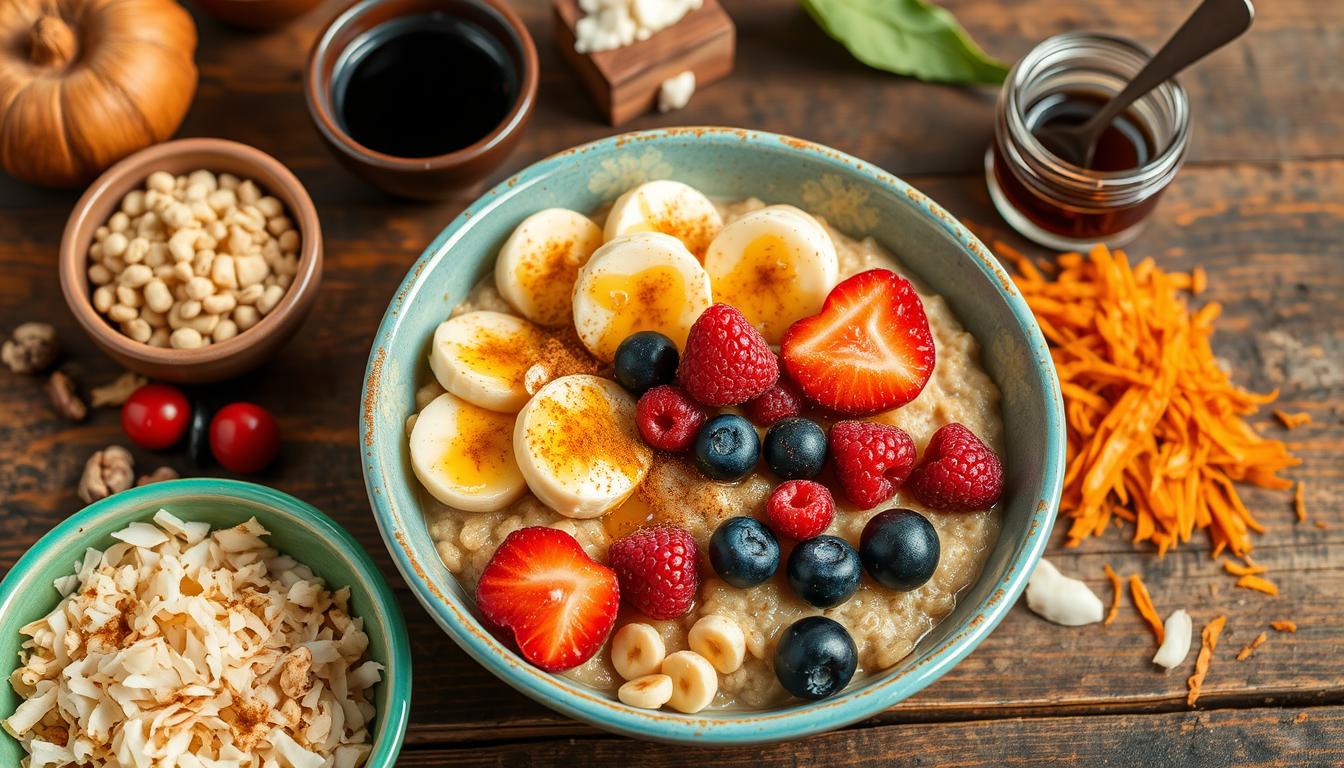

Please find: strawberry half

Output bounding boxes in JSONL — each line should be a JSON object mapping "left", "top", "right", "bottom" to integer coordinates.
{"left": 781, "top": 269, "right": 935, "bottom": 416}
{"left": 475, "top": 527, "right": 619, "bottom": 672}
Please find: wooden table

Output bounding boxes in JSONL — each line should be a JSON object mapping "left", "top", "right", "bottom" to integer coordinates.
{"left": 2, "top": 0, "right": 1340, "bottom": 763}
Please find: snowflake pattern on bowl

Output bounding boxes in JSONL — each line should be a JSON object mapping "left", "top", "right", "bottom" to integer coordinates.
{"left": 586, "top": 149, "right": 675, "bottom": 198}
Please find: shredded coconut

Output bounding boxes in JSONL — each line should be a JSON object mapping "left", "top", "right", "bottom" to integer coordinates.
{"left": 2, "top": 510, "right": 380, "bottom": 768}
{"left": 658, "top": 71, "right": 696, "bottom": 113}
{"left": 573, "top": 0, "right": 702, "bottom": 53}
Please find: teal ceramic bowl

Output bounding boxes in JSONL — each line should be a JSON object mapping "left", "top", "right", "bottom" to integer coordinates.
{"left": 361, "top": 127, "right": 1064, "bottom": 744}
{"left": 0, "top": 479, "right": 411, "bottom": 765}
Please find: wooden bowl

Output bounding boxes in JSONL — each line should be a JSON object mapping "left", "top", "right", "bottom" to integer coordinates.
{"left": 191, "top": 0, "right": 324, "bottom": 29}
{"left": 304, "top": 0, "right": 538, "bottom": 200}
{"left": 58, "top": 138, "right": 323, "bottom": 384}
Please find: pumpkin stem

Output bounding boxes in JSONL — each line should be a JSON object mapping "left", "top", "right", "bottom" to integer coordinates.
{"left": 30, "top": 15, "right": 77, "bottom": 67}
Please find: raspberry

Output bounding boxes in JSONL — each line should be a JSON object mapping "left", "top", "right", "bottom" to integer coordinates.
{"left": 744, "top": 376, "right": 803, "bottom": 427}
{"left": 766, "top": 480, "right": 835, "bottom": 540}
{"left": 677, "top": 304, "right": 778, "bottom": 407}
{"left": 907, "top": 423, "right": 1004, "bottom": 511}
{"left": 608, "top": 526, "right": 700, "bottom": 619}
{"left": 636, "top": 385, "right": 706, "bottom": 451}
{"left": 828, "top": 420, "right": 917, "bottom": 510}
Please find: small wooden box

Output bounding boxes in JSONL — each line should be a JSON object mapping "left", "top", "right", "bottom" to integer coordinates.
{"left": 552, "top": 0, "right": 735, "bottom": 126}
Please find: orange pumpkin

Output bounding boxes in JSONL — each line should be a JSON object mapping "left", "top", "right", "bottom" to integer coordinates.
{"left": 0, "top": 0, "right": 198, "bottom": 188}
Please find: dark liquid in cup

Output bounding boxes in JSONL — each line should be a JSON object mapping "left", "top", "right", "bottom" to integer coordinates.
{"left": 333, "top": 12, "right": 519, "bottom": 158}
{"left": 1030, "top": 90, "right": 1155, "bottom": 172}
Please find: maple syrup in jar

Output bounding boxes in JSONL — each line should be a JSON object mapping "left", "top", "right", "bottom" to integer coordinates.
{"left": 987, "top": 33, "right": 1190, "bottom": 250}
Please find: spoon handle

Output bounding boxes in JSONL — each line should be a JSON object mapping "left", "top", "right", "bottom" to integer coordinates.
{"left": 1083, "top": 0, "right": 1255, "bottom": 139}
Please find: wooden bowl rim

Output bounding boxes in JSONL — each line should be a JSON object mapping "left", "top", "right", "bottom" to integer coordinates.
{"left": 58, "top": 138, "right": 323, "bottom": 369}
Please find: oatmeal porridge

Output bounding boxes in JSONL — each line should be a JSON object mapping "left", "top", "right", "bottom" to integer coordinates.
{"left": 406, "top": 180, "right": 1003, "bottom": 710}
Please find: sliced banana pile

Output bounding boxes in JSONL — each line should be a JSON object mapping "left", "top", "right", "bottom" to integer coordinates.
{"left": 411, "top": 181, "right": 843, "bottom": 531}
{"left": 612, "top": 616, "right": 746, "bottom": 713}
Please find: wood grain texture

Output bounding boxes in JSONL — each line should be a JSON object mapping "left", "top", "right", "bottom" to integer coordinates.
{"left": 0, "top": 0, "right": 1340, "bottom": 761}
{"left": 395, "top": 706, "right": 1344, "bottom": 766}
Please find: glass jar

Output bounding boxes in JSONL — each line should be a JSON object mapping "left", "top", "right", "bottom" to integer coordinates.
{"left": 986, "top": 33, "right": 1190, "bottom": 250}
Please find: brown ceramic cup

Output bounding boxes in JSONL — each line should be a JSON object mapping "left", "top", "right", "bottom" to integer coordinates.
{"left": 304, "top": 0, "right": 539, "bottom": 200}
{"left": 59, "top": 138, "right": 323, "bottom": 384}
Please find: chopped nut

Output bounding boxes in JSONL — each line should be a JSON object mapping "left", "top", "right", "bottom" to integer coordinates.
{"left": 278, "top": 646, "right": 313, "bottom": 699}
{"left": 2, "top": 322, "right": 60, "bottom": 374}
{"left": 136, "top": 466, "right": 179, "bottom": 486}
{"left": 90, "top": 371, "right": 148, "bottom": 407}
{"left": 46, "top": 370, "right": 87, "bottom": 421}
{"left": 78, "top": 446, "right": 135, "bottom": 503}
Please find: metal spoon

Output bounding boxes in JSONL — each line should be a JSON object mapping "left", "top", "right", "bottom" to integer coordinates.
{"left": 1035, "top": 0, "right": 1255, "bottom": 169}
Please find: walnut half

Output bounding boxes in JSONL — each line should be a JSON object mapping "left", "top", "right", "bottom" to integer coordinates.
{"left": 2, "top": 322, "right": 60, "bottom": 374}
{"left": 78, "top": 446, "right": 134, "bottom": 504}
{"left": 46, "top": 371, "right": 87, "bottom": 421}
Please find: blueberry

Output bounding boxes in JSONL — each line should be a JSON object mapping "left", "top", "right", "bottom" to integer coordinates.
{"left": 693, "top": 414, "right": 760, "bottom": 482}
{"left": 186, "top": 400, "right": 213, "bottom": 466}
{"left": 773, "top": 616, "right": 858, "bottom": 700}
{"left": 763, "top": 417, "right": 827, "bottom": 480}
{"left": 859, "top": 509, "right": 940, "bottom": 591}
{"left": 786, "top": 535, "right": 861, "bottom": 608}
{"left": 613, "top": 331, "right": 679, "bottom": 395}
{"left": 709, "top": 517, "right": 780, "bottom": 588}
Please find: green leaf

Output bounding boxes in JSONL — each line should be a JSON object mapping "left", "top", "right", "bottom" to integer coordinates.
{"left": 800, "top": 0, "right": 1010, "bottom": 85}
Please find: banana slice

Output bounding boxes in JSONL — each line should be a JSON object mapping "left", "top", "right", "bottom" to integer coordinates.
{"left": 495, "top": 209, "right": 604, "bottom": 327}
{"left": 687, "top": 615, "right": 746, "bottom": 674}
{"left": 704, "top": 205, "right": 839, "bottom": 344}
{"left": 618, "top": 674, "right": 674, "bottom": 710}
{"left": 661, "top": 650, "right": 718, "bottom": 713}
{"left": 603, "top": 180, "right": 723, "bottom": 259}
{"left": 514, "top": 374, "right": 653, "bottom": 518}
{"left": 430, "top": 311, "right": 547, "bottom": 413}
{"left": 410, "top": 392, "right": 526, "bottom": 512}
{"left": 611, "top": 623, "right": 666, "bottom": 680}
{"left": 571, "top": 232, "right": 712, "bottom": 361}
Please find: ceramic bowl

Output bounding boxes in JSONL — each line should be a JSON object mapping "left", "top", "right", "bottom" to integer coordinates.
{"left": 360, "top": 128, "right": 1065, "bottom": 744}
{"left": 304, "top": 0, "right": 539, "bottom": 200}
{"left": 0, "top": 479, "right": 410, "bottom": 765}
{"left": 58, "top": 138, "right": 324, "bottom": 384}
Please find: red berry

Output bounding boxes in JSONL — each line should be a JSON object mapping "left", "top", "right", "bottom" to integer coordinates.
{"left": 744, "top": 376, "right": 803, "bottom": 427}
{"left": 907, "top": 423, "right": 1004, "bottom": 511}
{"left": 636, "top": 385, "right": 706, "bottom": 451}
{"left": 829, "top": 420, "right": 917, "bottom": 509}
{"left": 608, "top": 526, "right": 699, "bottom": 619}
{"left": 677, "top": 304, "right": 778, "bottom": 407}
{"left": 121, "top": 383, "right": 190, "bottom": 450}
{"left": 782, "top": 269, "right": 935, "bottom": 416}
{"left": 766, "top": 480, "right": 835, "bottom": 540}
{"left": 209, "top": 403, "right": 279, "bottom": 474}
{"left": 476, "top": 527, "right": 620, "bottom": 671}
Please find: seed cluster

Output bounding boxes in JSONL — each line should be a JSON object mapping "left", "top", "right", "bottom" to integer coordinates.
{"left": 86, "top": 169, "right": 300, "bottom": 350}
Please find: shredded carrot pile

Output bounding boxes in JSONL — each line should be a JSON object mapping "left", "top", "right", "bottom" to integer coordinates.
{"left": 1273, "top": 409, "right": 1312, "bottom": 429}
{"left": 1236, "top": 575, "right": 1279, "bottom": 596}
{"left": 1102, "top": 563, "right": 1123, "bottom": 626}
{"left": 1271, "top": 620, "right": 1297, "bottom": 632}
{"left": 1129, "top": 574, "right": 1164, "bottom": 644}
{"left": 1236, "top": 631, "right": 1269, "bottom": 661}
{"left": 1187, "top": 615, "right": 1227, "bottom": 706}
{"left": 1003, "top": 243, "right": 1300, "bottom": 560}
{"left": 1294, "top": 482, "right": 1307, "bottom": 523}
{"left": 1221, "top": 559, "right": 1268, "bottom": 577}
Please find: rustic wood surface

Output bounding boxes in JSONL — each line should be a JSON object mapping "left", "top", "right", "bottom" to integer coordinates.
{"left": 1, "top": 0, "right": 1340, "bottom": 763}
